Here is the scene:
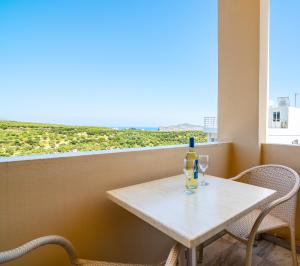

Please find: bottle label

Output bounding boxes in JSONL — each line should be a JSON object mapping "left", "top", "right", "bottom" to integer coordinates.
{"left": 193, "top": 160, "right": 198, "bottom": 179}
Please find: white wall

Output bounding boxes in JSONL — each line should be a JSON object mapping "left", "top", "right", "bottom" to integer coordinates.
{"left": 268, "top": 128, "right": 300, "bottom": 144}
{"left": 288, "top": 107, "right": 300, "bottom": 129}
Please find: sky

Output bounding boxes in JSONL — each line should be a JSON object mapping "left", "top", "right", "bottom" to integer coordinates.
{"left": 0, "top": 1, "right": 299, "bottom": 127}
{"left": 0, "top": 0, "right": 218, "bottom": 127}
{"left": 269, "top": 1, "right": 300, "bottom": 107}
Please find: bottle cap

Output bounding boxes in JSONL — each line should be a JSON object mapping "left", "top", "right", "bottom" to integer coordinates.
{"left": 189, "top": 137, "right": 195, "bottom": 148}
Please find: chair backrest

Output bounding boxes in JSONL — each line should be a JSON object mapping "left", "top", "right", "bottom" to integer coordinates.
{"left": 235, "top": 165, "right": 300, "bottom": 227}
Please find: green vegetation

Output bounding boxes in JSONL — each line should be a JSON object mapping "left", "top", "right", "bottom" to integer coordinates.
{"left": 0, "top": 120, "right": 207, "bottom": 157}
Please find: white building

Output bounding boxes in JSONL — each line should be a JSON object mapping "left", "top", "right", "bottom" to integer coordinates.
{"left": 204, "top": 117, "right": 217, "bottom": 129}
{"left": 203, "top": 116, "right": 217, "bottom": 142}
{"left": 268, "top": 97, "right": 300, "bottom": 144}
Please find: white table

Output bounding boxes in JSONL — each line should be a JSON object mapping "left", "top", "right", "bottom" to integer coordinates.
{"left": 107, "top": 175, "right": 276, "bottom": 266}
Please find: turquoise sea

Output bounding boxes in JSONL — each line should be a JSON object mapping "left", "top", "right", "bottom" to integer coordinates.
{"left": 111, "top": 127, "right": 159, "bottom": 131}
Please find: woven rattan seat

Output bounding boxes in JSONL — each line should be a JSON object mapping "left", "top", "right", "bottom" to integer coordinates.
{"left": 226, "top": 208, "right": 288, "bottom": 241}
{"left": 0, "top": 235, "right": 181, "bottom": 266}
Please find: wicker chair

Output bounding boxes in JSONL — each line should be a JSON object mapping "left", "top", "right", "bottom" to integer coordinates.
{"left": 0, "top": 235, "right": 181, "bottom": 266}
{"left": 225, "top": 165, "right": 300, "bottom": 266}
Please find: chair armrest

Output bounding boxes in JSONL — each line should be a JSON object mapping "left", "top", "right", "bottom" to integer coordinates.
{"left": 230, "top": 167, "right": 253, "bottom": 182}
{"left": 0, "top": 235, "right": 78, "bottom": 264}
{"left": 248, "top": 185, "right": 299, "bottom": 243}
{"left": 230, "top": 176, "right": 242, "bottom": 181}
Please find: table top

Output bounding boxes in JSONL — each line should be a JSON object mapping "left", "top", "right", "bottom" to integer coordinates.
{"left": 107, "top": 175, "right": 276, "bottom": 248}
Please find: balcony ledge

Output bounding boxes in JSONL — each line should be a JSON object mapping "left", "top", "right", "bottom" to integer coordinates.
{"left": 0, "top": 141, "right": 230, "bottom": 164}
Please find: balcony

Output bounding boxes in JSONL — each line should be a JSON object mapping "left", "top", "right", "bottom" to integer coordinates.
{"left": 1, "top": 1, "right": 300, "bottom": 265}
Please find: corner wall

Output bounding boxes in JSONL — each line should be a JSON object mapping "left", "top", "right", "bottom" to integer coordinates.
{"left": 218, "top": 0, "right": 269, "bottom": 175}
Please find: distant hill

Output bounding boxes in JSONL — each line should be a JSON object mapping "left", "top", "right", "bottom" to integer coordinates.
{"left": 159, "top": 123, "right": 204, "bottom": 131}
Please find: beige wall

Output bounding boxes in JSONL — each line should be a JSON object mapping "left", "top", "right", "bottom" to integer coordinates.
{"left": 261, "top": 143, "right": 300, "bottom": 243}
{"left": 218, "top": 0, "right": 269, "bottom": 175}
{"left": 0, "top": 143, "right": 231, "bottom": 266}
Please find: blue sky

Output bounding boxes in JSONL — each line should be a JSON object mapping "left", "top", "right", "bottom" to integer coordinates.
{"left": 0, "top": 0, "right": 218, "bottom": 127}
{"left": 0, "top": 1, "right": 299, "bottom": 127}
{"left": 270, "top": 1, "right": 300, "bottom": 107}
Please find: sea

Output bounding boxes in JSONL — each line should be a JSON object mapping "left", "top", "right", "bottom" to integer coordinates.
{"left": 111, "top": 126, "right": 159, "bottom": 131}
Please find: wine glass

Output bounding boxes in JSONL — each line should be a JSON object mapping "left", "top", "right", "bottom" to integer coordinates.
{"left": 198, "top": 155, "right": 209, "bottom": 186}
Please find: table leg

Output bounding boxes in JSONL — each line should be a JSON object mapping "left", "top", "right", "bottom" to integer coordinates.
{"left": 188, "top": 247, "right": 197, "bottom": 266}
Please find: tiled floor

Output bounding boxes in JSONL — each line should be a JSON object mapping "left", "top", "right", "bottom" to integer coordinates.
{"left": 202, "top": 235, "right": 300, "bottom": 266}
